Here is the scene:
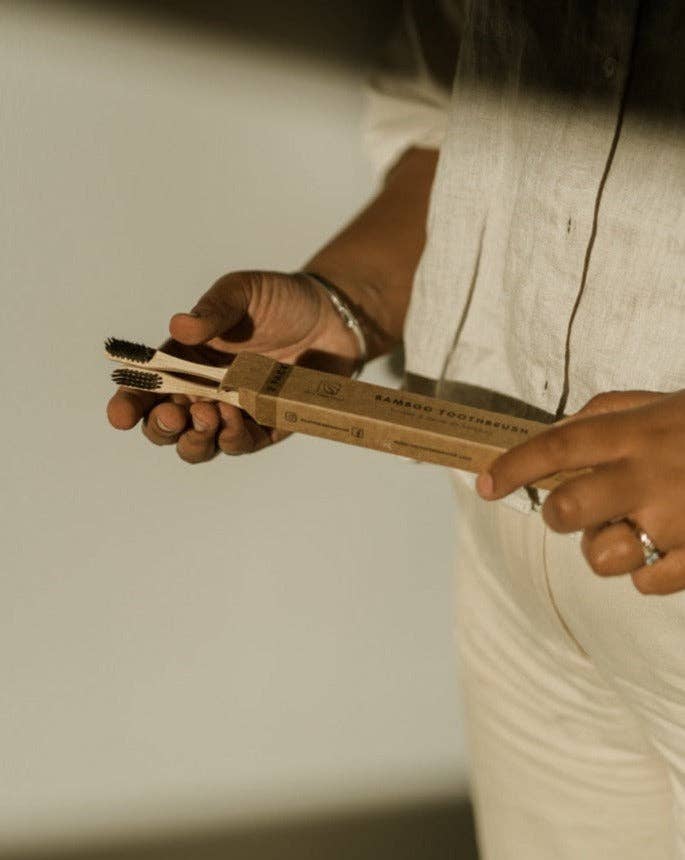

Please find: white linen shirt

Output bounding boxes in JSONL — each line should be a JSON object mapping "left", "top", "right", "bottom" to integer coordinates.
{"left": 364, "top": 0, "right": 685, "bottom": 512}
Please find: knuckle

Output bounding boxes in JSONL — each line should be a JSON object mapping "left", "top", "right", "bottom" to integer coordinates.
{"left": 177, "top": 430, "right": 216, "bottom": 463}
{"left": 585, "top": 534, "right": 639, "bottom": 577}
{"left": 219, "top": 430, "right": 254, "bottom": 455}
{"left": 586, "top": 391, "right": 617, "bottom": 409}
{"left": 613, "top": 537, "right": 638, "bottom": 566}
{"left": 544, "top": 490, "right": 581, "bottom": 530}
{"left": 191, "top": 408, "right": 218, "bottom": 432}
{"left": 196, "top": 295, "right": 224, "bottom": 318}
{"left": 201, "top": 274, "right": 251, "bottom": 316}
{"left": 542, "top": 429, "right": 571, "bottom": 461}
{"left": 584, "top": 544, "right": 610, "bottom": 575}
{"left": 219, "top": 424, "right": 243, "bottom": 444}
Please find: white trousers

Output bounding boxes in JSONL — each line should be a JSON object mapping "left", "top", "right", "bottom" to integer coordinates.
{"left": 451, "top": 473, "right": 685, "bottom": 859}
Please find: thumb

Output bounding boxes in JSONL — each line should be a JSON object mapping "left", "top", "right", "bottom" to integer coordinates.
{"left": 169, "top": 274, "right": 251, "bottom": 345}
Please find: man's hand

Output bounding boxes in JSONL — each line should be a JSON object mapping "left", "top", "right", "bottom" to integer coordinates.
{"left": 106, "top": 147, "right": 439, "bottom": 466}
{"left": 475, "top": 390, "right": 685, "bottom": 595}
{"left": 106, "top": 271, "right": 363, "bottom": 463}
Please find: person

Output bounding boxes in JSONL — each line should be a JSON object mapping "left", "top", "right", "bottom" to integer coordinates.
{"left": 107, "top": 2, "right": 685, "bottom": 856}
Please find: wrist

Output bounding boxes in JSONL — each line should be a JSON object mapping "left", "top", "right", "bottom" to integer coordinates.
{"left": 301, "top": 272, "right": 368, "bottom": 377}
{"left": 299, "top": 263, "right": 399, "bottom": 361}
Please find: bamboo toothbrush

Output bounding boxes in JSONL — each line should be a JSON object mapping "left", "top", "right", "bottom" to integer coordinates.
{"left": 105, "top": 338, "right": 227, "bottom": 384}
{"left": 110, "top": 367, "right": 241, "bottom": 407}
{"left": 106, "top": 337, "right": 579, "bottom": 490}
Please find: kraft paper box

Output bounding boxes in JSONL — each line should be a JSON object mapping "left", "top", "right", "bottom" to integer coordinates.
{"left": 221, "top": 353, "right": 574, "bottom": 491}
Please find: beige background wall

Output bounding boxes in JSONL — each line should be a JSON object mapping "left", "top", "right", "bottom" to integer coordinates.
{"left": 0, "top": 2, "right": 468, "bottom": 854}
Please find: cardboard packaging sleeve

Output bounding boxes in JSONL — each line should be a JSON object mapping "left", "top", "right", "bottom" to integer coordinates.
{"left": 221, "top": 353, "right": 578, "bottom": 491}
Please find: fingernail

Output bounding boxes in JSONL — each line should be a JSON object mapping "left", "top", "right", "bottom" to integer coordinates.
{"left": 192, "top": 416, "right": 208, "bottom": 432}
{"left": 476, "top": 472, "right": 494, "bottom": 498}
{"left": 157, "top": 418, "right": 176, "bottom": 433}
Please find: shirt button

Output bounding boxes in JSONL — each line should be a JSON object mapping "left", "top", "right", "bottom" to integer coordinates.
{"left": 602, "top": 56, "right": 618, "bottom": 79}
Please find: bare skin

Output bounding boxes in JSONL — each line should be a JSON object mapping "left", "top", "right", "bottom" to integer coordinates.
{"left": 106, "top": 147, "right": 439, "bottom": 463}
{"left": 107, "top": 142, "right": 685, "bottom": 596}
{"left": 477, "top": 389, "right": 685, "bottom": 595}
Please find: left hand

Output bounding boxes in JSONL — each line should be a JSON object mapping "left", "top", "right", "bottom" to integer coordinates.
{"left": 476, "top": 390, "right": 685, "bottom": 595}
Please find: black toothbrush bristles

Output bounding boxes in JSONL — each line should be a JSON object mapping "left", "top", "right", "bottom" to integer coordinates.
{"left": 105, "top": 337, "right": 156, "bottom": 363}
{"left": 112, "top": 368, "right": 163, "bottom": 391}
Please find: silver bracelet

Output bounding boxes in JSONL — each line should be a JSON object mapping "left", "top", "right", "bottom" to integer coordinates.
{"left": 303, "top": 271, "right": 368, "bottom": 378}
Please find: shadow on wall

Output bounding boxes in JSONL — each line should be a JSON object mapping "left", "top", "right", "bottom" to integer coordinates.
{"left": 57, "top": 0, "right": 403, "bottom": 66}
{"left": 1, "top": 799, "right": 478, "bottom": 860}
{"left": 55, "top": 0, "right": 685, "bottom": 117}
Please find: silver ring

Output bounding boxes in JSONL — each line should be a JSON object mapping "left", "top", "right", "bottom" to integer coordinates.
{"left": 622, "top": 518, "right": 664, "bottom": 566}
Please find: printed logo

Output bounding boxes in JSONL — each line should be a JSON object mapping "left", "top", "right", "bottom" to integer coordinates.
{"left": 315, "top": 379, "right": 344, "bottom": 400}
{"left": 285, "top": 411, "right": 298, "bottom": 423}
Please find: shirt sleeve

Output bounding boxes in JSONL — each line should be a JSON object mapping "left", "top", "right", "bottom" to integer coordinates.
{"left": 362, "top": 0, "right": 463, "bottom": 176}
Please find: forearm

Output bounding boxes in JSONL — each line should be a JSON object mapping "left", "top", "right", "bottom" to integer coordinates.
{"left": 304, "top": 146, "right": 439, "bottom": 360}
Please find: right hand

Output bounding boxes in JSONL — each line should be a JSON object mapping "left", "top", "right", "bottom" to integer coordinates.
{"left": 106, "top": 270, "right": 362, "bottom": 463}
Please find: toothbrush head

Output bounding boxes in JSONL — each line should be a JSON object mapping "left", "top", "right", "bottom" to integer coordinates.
{"left": 105, "top": 338, "right": 156, "bottom": 364}
{"left": 111, "top": 368, "right": 163, "bottom": 391}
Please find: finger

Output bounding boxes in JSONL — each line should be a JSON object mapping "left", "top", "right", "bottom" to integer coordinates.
{"left": 541, "top": 460, "right": 640, "bottom": 533}
{"left": 142, "top": 401, "right": 188, "bottom": 446}
{"left": 168, "top": 274, "right": 251, "bottom": 346}
{"left": 581, "top": 521, "right": 645, "bottom": 576}
{"left": 477, "top": 411, "right": 632, "bottom": 500}
{"left": 107, "top": 389, "right": 160, "bottom": 430}
{"left": 243, "top": 415, "right": 274, "bottom": 453}
{"left": 175, "top": 402, "right": 221, "bottom": 464}
{"left": 630, "top": 545, "right": 685, "bottom": 596}
{"left": 190, "top": 401, "right": 221, "bottom": 434}
{"left": 216, "top": 402, "right": 255, "bottom": 455}
{"left": 270, "top": 428, "right": 291, "bottom": 444}
{"left": 557, "top": 390, "right": 663, "bottom": 425}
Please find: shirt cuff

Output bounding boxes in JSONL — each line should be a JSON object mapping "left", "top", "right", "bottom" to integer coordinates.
{"left": 361, "top": 76, "right": 449, "bottom": 177}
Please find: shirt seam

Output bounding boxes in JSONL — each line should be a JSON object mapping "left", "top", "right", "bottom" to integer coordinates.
{"left": 554, "top": 0, "right": 644, "bottom": 420}
{"left": 542, "top": 524, "right": 590, "bottom": 659}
